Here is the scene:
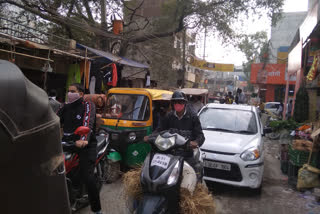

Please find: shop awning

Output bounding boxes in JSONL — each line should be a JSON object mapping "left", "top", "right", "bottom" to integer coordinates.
{"left": 76, "top": 43, "right": 149, "bottom": 69}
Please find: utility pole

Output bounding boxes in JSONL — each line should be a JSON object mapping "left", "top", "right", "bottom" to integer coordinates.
{"left": 182, "top": 28, "right": 186, "bottom": 88}
{"left": 203, "top": 27, "right": 207, "bottom": 60}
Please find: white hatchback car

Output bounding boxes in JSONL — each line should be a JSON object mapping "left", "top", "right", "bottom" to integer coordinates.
{"left": 199, "top": 104, "right": 267, "bottom": 190}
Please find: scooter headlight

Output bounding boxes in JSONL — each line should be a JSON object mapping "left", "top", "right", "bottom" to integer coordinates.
{"left": 167, "top": 161, "right": 180, "bottom": 186}
{"left": 155, "top": 135, "right": 175, "bottom": 151}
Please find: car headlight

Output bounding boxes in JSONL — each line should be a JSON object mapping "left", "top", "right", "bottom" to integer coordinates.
{"left": 167, "top": 161, "right": 180, "bottom": 185}
{"left": 155, "top": 135, "right": 175, "bottom": 151}
{"left": 240, "top": 147, "right": 260, "bottom": 161}
{"left": 128, "top": 132, "right": 136, "bottom": 142}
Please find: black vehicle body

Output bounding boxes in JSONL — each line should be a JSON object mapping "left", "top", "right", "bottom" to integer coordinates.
{"left": 137, "top": 131, "right": 198, "bottom": 214}
{"left": 62, "top": 133, "right": 109, "bottom": 212}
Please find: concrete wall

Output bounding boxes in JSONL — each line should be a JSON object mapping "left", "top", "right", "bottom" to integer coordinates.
{"left": 269, "top": 12, "right": 307, "bottom": 64}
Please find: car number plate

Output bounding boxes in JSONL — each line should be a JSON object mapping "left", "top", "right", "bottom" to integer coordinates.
{"left": 204, "top": 160, "right": 231, "bottom": 171}
{"left": 151, "top": 154, "right": 171, "bottom": 169}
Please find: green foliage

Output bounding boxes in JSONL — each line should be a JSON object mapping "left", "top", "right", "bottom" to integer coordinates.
{"left": 238, "top": 31, "right": 269, "bottom": 63}
{"left": 294, "top": 87, "right": 309, "bottom": 123}
{"left": 237, "top": 31, "right": 269, "bottom": 92}
{"left": 269, "top": 119, "right": 301, "bottom": 132}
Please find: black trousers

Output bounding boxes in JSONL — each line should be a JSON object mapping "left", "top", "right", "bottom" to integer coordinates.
{"left": 79, "top": 148, "right": 101, "bottom": 212}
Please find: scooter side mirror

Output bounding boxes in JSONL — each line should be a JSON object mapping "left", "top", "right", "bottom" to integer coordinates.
{"left": 74, "top": 126, "right": 90, "bottom": 136}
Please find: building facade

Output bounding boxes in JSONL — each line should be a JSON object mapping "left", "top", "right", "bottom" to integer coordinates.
{"left": 122, "top": 0, "right": 197, "bottom": 88}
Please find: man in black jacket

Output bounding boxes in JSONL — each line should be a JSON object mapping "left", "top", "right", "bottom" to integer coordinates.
{"left": 157, "top": 91, "right": 205, "bottom": 147}
{"left": 57, "top": 83, "right": 102, "bottom": 214}
{"left": 154, "top": 90, "right": 205, "bottom": 179}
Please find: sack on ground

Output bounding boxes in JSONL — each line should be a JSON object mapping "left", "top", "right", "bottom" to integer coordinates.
{"left": 297, "top": 164, "right": 320, "bottom": 190}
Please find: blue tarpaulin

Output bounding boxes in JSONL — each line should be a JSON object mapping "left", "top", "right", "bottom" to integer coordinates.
{"left": 76, "top": 43, "right": 149, "bottom": 69}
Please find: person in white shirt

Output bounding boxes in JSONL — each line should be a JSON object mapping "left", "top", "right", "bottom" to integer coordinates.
{"left": 191, "top": 96, "right": 204, "bottom": 113}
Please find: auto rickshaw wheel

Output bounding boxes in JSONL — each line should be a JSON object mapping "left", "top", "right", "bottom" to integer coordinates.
{"left": 103, "top": 159, "right": 121, "bottom": 183}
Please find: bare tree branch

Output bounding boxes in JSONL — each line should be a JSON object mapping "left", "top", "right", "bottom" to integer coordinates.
{"left": 82, "top": 0, "right": 94, "bottom": 22}
{"left": 67, "top": 0, "right": 76, "bottom": 17}
{"left": 0, "top": 0, "right": 122, "bottom": 40}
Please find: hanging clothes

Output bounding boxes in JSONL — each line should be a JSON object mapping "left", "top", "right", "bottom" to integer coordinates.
{"left": 109, "top": 63, "right": 118, "bottom": 87}
{"left": 89, "top": 76, "right": 96, "bottom": 94}
{"left": 80, "top": 59, "right": 91, "bottom": 89}
{"left": 103, "top": 63, "right": 118, "bottom": 87}
{"left": 145, "top": 71, "right": 151, "bottom": 87}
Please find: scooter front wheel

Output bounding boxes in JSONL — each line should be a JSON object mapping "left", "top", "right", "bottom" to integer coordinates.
{"left": 136, "top": 195, "right": 170, "bottom": 214}
{"left": 103, "top": 159, "right": 120, "bottom": 183}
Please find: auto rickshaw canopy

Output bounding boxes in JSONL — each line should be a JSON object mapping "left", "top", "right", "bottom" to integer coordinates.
{"left": 144, "top": 89, "right": 173, "bottom": 100}
{"left": 180, "top": 88, "right": 209, "bottom": 104}
{"left": 107, "top": 88, "right": 173, "bottom": 101}
{"left": 180, "top": 88, "right": 209, "bottom": 96}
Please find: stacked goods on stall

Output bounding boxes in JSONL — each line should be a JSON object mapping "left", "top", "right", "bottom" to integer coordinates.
{"left": 272, "top": 120, "right": 300, "bottom": 174}
{"left": 288, "top": 123, "right": 320, "bottom": 188}
{"left": 296, "top": 127, "right": 320, "bottom": 190}
{"left": 279, "top": 133, "right": 292, "bottom": 175}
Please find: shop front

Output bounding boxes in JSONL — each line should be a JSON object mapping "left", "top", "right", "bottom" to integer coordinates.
{"left": 250, "top": 63, "right": 296, "bottom": 103}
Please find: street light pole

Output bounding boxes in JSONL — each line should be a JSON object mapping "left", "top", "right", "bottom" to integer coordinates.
{"left": 203, "top": 27, "right": 207, "bottom": 60}
{"left": 182, "top": 28, "right": 186, "bottom": 88}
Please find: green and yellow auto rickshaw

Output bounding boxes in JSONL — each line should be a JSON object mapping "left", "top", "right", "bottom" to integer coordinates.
{"left": 99, "top": 88, "right": 172, "bottom": 182}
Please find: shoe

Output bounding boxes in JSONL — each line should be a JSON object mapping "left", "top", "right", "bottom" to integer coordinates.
{"left": 94, "top": 211, "right": 104, "bottom": 214}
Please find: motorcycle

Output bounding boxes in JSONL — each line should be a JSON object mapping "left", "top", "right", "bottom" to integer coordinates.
{"left": 136, "top": 130, "right": 202, "bottom": 214}
{"left": 265, "top": 110, "right": 281, "bottom": 140}
{"left": 62, "top": 126, "right": 109, "bottom": 212}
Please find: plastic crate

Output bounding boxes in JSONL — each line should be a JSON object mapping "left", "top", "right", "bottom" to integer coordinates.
{"left": 280, "top": 144, "right": 289, "bottom": 161}
{"left": 288, "top": 143, "right": 318, "bottom": 167}
{"left": 287, "top": 160, "right": 300, "bottom": 188}
{"left": 281, "top": 160, "right": 288, "bottom": 175}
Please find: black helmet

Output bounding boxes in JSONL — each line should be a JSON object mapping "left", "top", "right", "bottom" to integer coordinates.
{"left": 171, "top": 90, "right": 187, "bottom": 102}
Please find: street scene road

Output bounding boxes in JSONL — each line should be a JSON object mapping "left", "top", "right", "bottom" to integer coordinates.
{"left": 2, "top": 1, "right": 319, "bottom": 214}
{"left": 77, "top": 136, "right": 320, "bottom": 214}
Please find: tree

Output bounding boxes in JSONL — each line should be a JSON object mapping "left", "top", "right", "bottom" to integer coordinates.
{"left": 237, "top": 31, "right": 269, "bottom": 92}
{"left": 293, "top": 86, "right": 309, "bottom": 123}
{"left": 0, "top": 0, "right": 284, "bottom": 51}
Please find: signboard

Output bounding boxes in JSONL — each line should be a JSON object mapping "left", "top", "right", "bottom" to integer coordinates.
{"left": 185, "top": 71, "right": 195, "bottom": 82}
{"left": 299, "top": 2, "right": 318, "bottom": 41}
{"left": 190, "top": 58, "right": 234, "bottom": 72}
{"left": 288, "top": 40, "right": 302, "bottom": 75}
{"left": 250, "top": 63, "right": 295, "bottom": 85}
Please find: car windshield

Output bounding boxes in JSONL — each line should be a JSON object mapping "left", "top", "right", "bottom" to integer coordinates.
{"left": 104, "top": 94, "right": 150, "bottom": 121}
{"left": 199, "top": 108, "right": 258, "bottom": 134}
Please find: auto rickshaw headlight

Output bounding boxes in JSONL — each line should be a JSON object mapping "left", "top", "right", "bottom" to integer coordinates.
{"left": 128, "top": 132, "right": 136, "bottom": 141}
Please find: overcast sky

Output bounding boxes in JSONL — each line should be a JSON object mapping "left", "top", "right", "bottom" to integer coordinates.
{"left": 196, "top": 0, "right": 309, "bottom": 66}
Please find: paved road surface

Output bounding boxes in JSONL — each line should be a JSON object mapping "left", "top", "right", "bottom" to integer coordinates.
{"left": 78, "top": 138, "right": 320, "bottom": 214}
